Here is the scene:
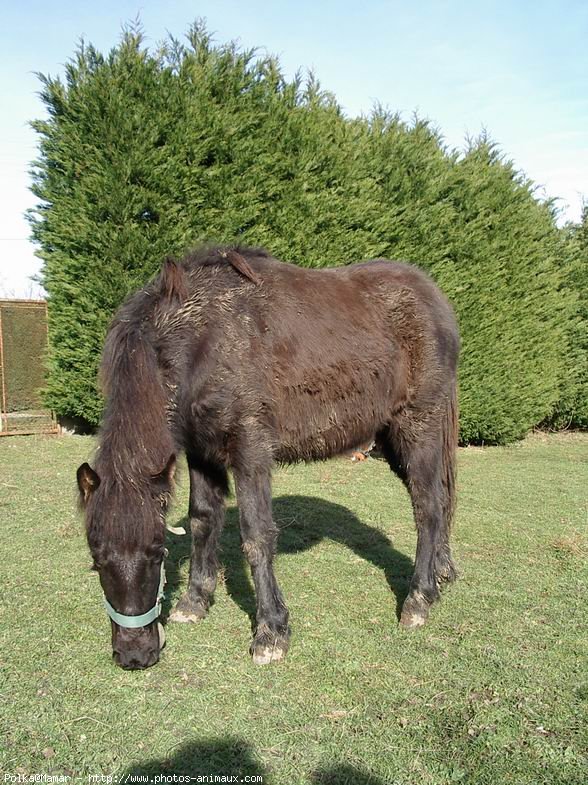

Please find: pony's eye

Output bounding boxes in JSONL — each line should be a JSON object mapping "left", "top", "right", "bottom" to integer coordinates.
{"left": 145, "top": 542, "right": 165, "bottom": 561}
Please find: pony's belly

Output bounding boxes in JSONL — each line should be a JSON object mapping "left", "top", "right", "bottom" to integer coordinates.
{"left": 272, "top": 400, "right": 380, "bottom": 464}
{"left": 266, "top": 349, "right": 407, "bottom": 463}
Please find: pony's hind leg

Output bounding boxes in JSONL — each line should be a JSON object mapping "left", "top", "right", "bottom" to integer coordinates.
{"left": 381, "top": 411, "right": 457, "bottom": 628}
{"left": 401, "top": 440, "right": 445, "bottom": 627}
{"left": 233, "top": 464, "right": 290, "bottom": 664}
{"left": 170, "top": 456, "right": 228, "bottom": 623}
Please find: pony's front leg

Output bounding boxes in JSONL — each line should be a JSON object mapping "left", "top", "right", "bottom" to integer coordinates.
{"left": 170, "top": 457, "right": 228, "bottom": 623}
{"left": 233, "top": 465, "right": 290, "bottom": 664}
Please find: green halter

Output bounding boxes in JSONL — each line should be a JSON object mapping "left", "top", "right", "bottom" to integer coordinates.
{"left": 103, "top": 560, "right": 166, "bottom": 629}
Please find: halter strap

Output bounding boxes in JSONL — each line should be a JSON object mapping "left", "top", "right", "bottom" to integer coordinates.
{"left": 103, "top": 560, "right": 166, "bottom": 629}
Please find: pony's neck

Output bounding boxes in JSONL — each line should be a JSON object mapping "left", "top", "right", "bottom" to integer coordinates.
{"left": 98, "top": 316, "right": 175, "bottom": 486}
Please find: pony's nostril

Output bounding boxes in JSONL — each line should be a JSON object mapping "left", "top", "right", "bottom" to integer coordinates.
{"left": 123, "top": 658, "right": 144, "bottom": 670}
{"left": 113, "top": 648, "right": 160, "bottom": 670}
{"left": 118, "top": 654, "right": 146, "bottom": 670}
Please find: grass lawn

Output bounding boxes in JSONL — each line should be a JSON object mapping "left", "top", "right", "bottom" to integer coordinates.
{"left": 0, "top": 432, "right": 586, "bottom": 784}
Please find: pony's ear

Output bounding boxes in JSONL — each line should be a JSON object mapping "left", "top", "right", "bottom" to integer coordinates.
{"left": 160, "top": 257, "right": 187, "bottom": 303}
{"left": 151, "top": 454, "right": 176, "bottom": 487}
{"left": 224, "top": 250, "right": 262, "bottom": 285}
{"left": 77, "top": 463, "right": 101, "bottom": 503}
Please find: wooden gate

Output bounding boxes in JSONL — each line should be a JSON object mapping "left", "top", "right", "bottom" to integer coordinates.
{"left": 0, "top": 299, "right": 58, "bottom": 436}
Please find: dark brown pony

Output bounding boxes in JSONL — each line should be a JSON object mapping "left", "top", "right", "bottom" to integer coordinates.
{"left": 77, "top": 246, "right": 459, "bottom": 669}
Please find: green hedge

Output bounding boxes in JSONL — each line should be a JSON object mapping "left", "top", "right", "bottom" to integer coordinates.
{"left": 545, "top": 205, "right": 588, "bottom": 430}
{"left": 28, "top": 23, "right": 583, "bottom": 442}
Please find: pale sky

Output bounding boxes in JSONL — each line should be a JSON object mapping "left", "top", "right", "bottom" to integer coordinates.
{"left": 1, "top": 0, "right": 586, "bottom": 297}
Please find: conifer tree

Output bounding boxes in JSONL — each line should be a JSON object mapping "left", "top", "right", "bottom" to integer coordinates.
{"left": 548, "top": 204, "right": 588, "bottom": 429}
{"left": 440, "top": 139, "right": 570, "bottom": 442}
{"left": 28, "top": 23, "right": 582, "bottom": 442}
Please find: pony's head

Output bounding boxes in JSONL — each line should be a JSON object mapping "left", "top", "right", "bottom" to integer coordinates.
{"left": 76, "top": 258, "right": 183, "bottom": 668}
{"left": 77, "top": 455, "right": 175, "bottom": 669}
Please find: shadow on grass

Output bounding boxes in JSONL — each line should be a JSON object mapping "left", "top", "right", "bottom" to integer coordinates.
{"left": 124, "top": 736, "right": 386, "bottom": 784}
{"left": 124, "top": 737, "right": 260, "bottom": 778}
{"left": 163, "top": 495, "right": 413, "bottom": 625}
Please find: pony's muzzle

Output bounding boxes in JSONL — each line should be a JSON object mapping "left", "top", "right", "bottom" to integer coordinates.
{"left": 113, "top": 646, "right": 160, "bottom": 670}
{"left": 111, "top": 621, "right": 164, "bottom": 670}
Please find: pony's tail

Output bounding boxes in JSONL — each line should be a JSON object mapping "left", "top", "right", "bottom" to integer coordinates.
{"left": 441, "top": 381, "right": 459, "bottom": 530}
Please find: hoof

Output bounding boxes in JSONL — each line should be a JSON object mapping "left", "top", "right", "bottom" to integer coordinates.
{"left": 251, "top": 626, "right": 290, "bottom": 665}
{"left": 169, "top": 609, "right": 206, "bottom": 623}
{"left": 251, "top": 643, "right": 287, "bottom": 665}
{"left": 399, "top": 611, "right": 427, "bottom": 628}
{"left": 400, "top": 592, "right": 430, "bottom": 629}
{"left": 169, "top": 596, "right": 208, "bottom": 623}
{"left": 157, "top": 622, "right": 166, "bottom": 649}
